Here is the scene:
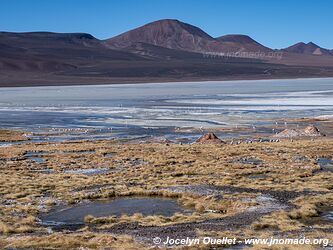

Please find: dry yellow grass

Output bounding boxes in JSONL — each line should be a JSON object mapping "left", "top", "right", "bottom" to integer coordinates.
{"left": 0, "top": 129, "right": 30, "bottom": 142}
{"left": 0, "top": 136, "right": 332, "bottom": 249}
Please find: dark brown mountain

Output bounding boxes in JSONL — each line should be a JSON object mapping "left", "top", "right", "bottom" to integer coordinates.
{"left": 106, "top": 19, "right": 276, "bottom": 55}
{"left": 1, "top": 21, "right": 333, "bottom": 87}
{"left": 283, "top": 42, "right": 331, "bottom": 56}
{"left": 216, "top": 34, "right": 272, "bottom": 52}
{"left": 106, "top": 19, "right": 225, "bottom": 53}
{"left": 0, "top": 31, "right": 144, "bottom": 72}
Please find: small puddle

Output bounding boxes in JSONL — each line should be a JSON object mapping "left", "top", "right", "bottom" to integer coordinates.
{"left": 317, "top": 158, "right": 333, "bottom": 172}
{"left": 232, "top": 157, "right": 263, "bottom": 165}
{"left": 66, "top": 150, "right": 95, "bottom": 154}
{"left": 292, "top": 155, "right": 310, "bottom": 163}
{"left": 323, "top": 211, "right": 333, "bottom": 222}
{"left": 29, "top": 157, "right": 45, "bottom": 163}
{"left": 40, "top": 197, "right": 191, "bottom": 229}
{"left": 246, "top": 174, "right": 269, "bottom": 180}
{"left": 26, "top": 151, "right": 48, "bottom": 157}
{"left": 127, "top": 159, "right": 146, "bottom": 166}
{"left": 25, "top": 151, "right": 47, "bottom": 163}
{"left": 31, "top": 169, "right": 55, "bottom": 174}
{"left": 64, "top": 168, "right": 117, "bottom": 176}
{"left": 104, "top": 153, "right": 114, "bottom": 158}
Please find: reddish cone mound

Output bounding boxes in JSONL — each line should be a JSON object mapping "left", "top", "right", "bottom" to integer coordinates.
{"left": 196, "top": 133, "right": 224, "bottom": 144}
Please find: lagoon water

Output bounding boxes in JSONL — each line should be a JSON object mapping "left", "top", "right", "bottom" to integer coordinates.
{"left": 1, "top": 78, "right": 333, "bottom": 140}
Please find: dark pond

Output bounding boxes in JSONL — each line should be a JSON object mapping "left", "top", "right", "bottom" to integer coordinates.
{"left": 25, "top": 151, "right": 47, "bottom": 163}
{"left": 246, "top": 174, "right": 269, "bottom": 179}
{"left": 323, "top": 211, "right": 333, "bottom": 222}
{"left": 61, "top": 150, "right": 95, "bottom": 155}
{"left": 317, "top": 158, "right": 333, "bottom": 172}
{"left": 64, "top": 168, "right": 116, "bottom": 175}
{"left": 40, "top": 197, "right": 191, "bottom": 229}
{"left": 233, "top": 157, "right": 263, "bottom": 165}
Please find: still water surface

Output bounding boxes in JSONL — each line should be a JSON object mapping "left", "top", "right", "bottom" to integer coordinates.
{"left": 1, "top": 78, "right": 332, "bottom": 140}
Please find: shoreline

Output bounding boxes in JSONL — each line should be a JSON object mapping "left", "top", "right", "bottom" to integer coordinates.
{"left": 1, "top": 75, "right": 333, "bottom": 89}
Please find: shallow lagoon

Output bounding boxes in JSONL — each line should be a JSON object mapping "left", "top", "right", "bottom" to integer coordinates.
{"left": 1, "top": 78, "right": 333, "bottom": 140}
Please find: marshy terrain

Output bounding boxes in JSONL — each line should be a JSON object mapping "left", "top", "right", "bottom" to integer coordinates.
{"left": 0, "top": 78, "right": 333, "bottom": 249}
{"left": 0, "top": 127, "right": 332, "bottom": 249}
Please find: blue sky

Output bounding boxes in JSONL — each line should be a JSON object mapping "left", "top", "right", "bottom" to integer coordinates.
{"left": 0, "top": 0, "right": 332, "bottom": 49}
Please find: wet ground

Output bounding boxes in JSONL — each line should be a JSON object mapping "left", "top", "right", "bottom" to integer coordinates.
{"left": 101, "top": 185, "right": 310, "bottom": 245}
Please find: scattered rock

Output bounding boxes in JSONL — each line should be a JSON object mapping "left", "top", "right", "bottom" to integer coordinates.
{"left": 274, "top": 125, "right": 325, "bottom": 138}
{"left": 195, "top": 133, "right": 224, "bottom": 144}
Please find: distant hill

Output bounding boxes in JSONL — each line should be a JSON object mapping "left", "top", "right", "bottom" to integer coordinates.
{"left": 0, "top": 31, "right": 143, "bottom": 72}
{"left": 283, "top": 42, "right": 332, "bottom": 55}
{"left": 215, "top": 34, "right": 272, "bottom": 52}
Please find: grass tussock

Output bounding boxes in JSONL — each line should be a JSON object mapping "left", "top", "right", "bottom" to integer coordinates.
{"left": 85, "top": 212, "right": 209, "bottom": 227}
{"left": 2, "top": 232, "right": 144, "bottom": 250}
{"left": 0, "top": 129, "right": 29, "bottom": 142}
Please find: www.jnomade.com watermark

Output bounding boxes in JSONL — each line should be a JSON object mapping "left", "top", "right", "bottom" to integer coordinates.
{"left": 153, "top": 236, "right": 330, "bottom": 247}
{"left": 202, "top": 51, "right": 284, "bottom": 60}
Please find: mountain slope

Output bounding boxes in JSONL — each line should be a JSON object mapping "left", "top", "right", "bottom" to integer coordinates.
{"left": 106, "top": 19, "right": 227, "bottom": 53}
{"left": 216, "top": 34, "right": 272, "bottom": 52}
{"left": 121, "top": 42, "right": 207, "bottom": 59}
{"left": 0, "top": 32, "right": 145, "bottom": 72}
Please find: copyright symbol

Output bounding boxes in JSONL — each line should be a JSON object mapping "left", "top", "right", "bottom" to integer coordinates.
{"left": 153, "top": 237, "right": 161, "bottom": 244}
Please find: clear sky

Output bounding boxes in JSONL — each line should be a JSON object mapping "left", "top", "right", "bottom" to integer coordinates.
{"left": 0, "top": 0, "right": 332, "bottom": 49}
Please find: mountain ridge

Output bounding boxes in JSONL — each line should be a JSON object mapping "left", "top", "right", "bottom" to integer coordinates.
{"left": 1, "top": 19, "right": 333, "bottom": 86}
